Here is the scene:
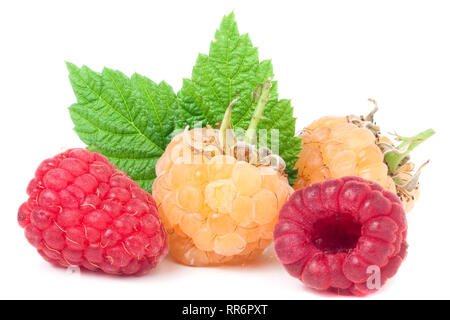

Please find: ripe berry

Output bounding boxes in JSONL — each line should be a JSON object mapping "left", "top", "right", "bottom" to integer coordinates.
{"left": 18, "top": 148, "right": 168, "bottom": 275}
{"left": 153, "top": 80, "right": 293, "bottom": 266}
{"left": 274, "top": 176, "right": 408, "bottom": 295}
{"left": 153, "top": 127, "right": 293, "bottom": 266}
{"left": 293, "top": 101, "right": 434, "bottom": 212}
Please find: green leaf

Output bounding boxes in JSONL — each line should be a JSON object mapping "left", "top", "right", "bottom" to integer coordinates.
{"left": 66, "top": 12, "right": 301, "bottom": 186}
{"left": 66, "top": 62, "right": 177, "bottom": 191}
{"left": 176, "top": 12, "right": 302, "bottom": 182}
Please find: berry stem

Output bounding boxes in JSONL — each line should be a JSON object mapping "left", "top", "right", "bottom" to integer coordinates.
{"left": 244, "top": 78, "right": 272, "bottom": 144}
{"left": 384, "top": 128, "right": 435, "bottom": 174}
{"left": 219, "top": 92, "right": 238, "bottom": 155}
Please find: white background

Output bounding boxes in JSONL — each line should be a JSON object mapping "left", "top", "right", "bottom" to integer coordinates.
{"left": 0, "top": 0, "right": 448, "bottom": 299}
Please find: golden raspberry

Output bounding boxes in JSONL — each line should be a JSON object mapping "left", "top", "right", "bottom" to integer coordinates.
{"left": 294, "top": 103, "right": 434, "bottom": 212}
{"left": 153, "top": 128, "right": 293, "bottom": 266}
{"left": 295, "top": 116, "right": 392, "bottom": 190}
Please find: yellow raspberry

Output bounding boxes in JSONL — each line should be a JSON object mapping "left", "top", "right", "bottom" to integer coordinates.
{"left": 152, "top": 128, "right": 293, "bottom": 266}
{"left": 293, "top": 101, "right": 434, "bottom": 212}
{"left": 231, "top": 161, "right": 262, "bottom": 196}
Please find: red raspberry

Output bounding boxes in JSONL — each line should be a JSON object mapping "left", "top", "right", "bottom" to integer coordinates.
{"left": 274, "top": 176, "right": 407, "bottom": 295}
{"left": 18, "top": 148, "right": 168, "bottom": 275}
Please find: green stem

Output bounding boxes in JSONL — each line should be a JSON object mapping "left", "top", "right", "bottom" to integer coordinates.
{"left": 384, "top": 128, "right": 435, "bottom": 174}
{"left": 219, "top": 105, "right": 233, "bottom": 154}
{"left": 219, "top": 92, "right": 239, "bottom": 154}
{"left": 244, "top": 78, "right": 272, "bottom": 144}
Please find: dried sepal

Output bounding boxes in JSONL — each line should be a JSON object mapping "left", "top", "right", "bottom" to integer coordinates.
{"left": 347, "top": 99, "right": 381, "bottom": 137}
{"left": 257, "top": 146, "right": 272, "bottom": 160}
{"left": 233, "top": 142, "right": 258, "bottom": 163}
{"left": 345, "top": 99, "right": 434, "bottom": 212}
{"left": 260, "top": 154, "right": 286, "bottom": 172}
{"left": 394, "top": 160, "right": 429, "bottom": 193}
{"left": 184, "top": 126, "right": 222, "bottom": 160}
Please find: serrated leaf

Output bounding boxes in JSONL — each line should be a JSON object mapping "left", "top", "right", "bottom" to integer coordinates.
{"left": 66, "top": 62, "right": 176, "bottom": 191}
{"left": 176, "top": 12, "right": 302, "bottom": 182}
